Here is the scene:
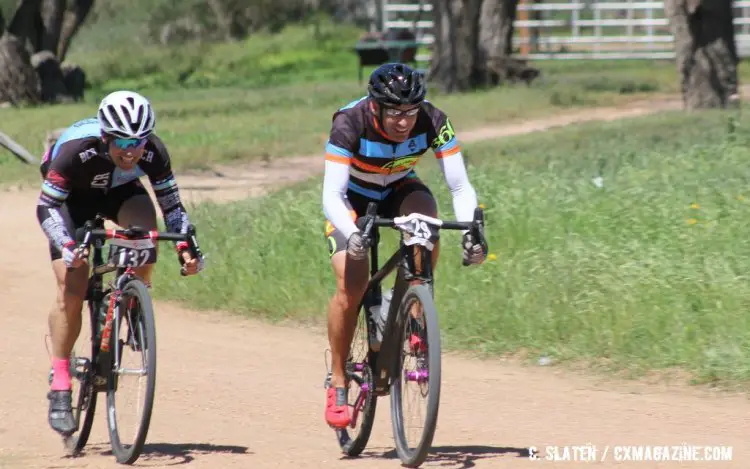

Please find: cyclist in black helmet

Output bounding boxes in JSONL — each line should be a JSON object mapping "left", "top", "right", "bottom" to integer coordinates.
{"left": 321, "top": 62, "right": 487, "bottom": 428}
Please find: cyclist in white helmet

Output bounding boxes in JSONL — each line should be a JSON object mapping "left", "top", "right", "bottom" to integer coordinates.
{"left": 37, "top": 90, "right": 205, "bottom": 435}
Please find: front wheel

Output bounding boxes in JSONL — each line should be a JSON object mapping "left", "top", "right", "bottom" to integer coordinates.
{"left": 390, "top": 284, "right": 441, "bottom": 468}
{"left": 106, "top": 278, "right": 157, "bottom": 465}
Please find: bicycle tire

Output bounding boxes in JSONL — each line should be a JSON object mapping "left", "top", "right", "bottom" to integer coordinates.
{"left": 106, "top": 278, "right": 157, "bottom": 465}
{"left": 390, "top": 284, "right": 441, "bottom": 468}
{"left": 336, "top": 307, "right": 378, "bottom": 456}
{"left": 63, "top": 300, "right": 100, "bottom": 455}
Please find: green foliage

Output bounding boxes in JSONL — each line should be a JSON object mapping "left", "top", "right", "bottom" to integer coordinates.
{"left": 152, "top": 108, "right": 750, "bottom": 386}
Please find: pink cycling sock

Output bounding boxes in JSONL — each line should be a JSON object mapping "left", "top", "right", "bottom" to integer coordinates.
{"left": 50, "top": 357, "right": 72, "bottom": 391}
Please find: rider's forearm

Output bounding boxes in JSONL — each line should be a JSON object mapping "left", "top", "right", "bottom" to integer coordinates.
{"left": 152, "top": 172, "right": 191, "bottom": 234}
{"left": 322, "top": 159, "right": 359, "bottom": 239}
{"left": 37, "top": 176, "right": 75, "bottom": 250}
{"left": 438, "top": 151, "right": 478, "bottom": 223}
{"left": 37, "top": 204, "right": 75, "bottom": 251}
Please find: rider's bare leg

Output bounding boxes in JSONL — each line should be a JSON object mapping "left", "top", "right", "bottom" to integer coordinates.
{"left": 327, "top": 250, "right": 369, "bottom": 389}
{"left": 48, "top": 260, "right": 88, "bottom": 389}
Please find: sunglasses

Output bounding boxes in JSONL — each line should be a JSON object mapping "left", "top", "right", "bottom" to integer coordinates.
{"left": 383, "top": 106, "right": 420, "bottom": 117}
{"left": 113, "top": 138, "right": 147, "bottom": 150}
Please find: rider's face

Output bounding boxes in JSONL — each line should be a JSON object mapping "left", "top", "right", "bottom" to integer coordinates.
{"left": 106, "top": 136, "right": 147, "bottom": 170}
{"left": 375, "top": 102, "right": 420, "bottom": 142}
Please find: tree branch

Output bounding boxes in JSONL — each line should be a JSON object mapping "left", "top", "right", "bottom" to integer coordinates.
{"left": 57, "top": 0, "right": 92, "bottom": 62}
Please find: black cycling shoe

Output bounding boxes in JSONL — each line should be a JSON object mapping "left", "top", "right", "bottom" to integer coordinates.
{"left": 47, "top": 390, "right": 76, "bottom": 436}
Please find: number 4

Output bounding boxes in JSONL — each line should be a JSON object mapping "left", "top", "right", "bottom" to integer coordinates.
{"left": 412, "top": 220, "right": 431, "bottom": 239}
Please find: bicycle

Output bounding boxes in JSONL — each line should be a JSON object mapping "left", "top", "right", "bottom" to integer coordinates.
{"left": 332, "top": 202, "right": 486, "bottom": 468}
{"left": 53, "top": 214, "right": 203, "bottom": 464}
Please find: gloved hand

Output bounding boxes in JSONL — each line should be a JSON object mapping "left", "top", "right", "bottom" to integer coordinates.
{"left": 346, "top": 231, "right": 370, "bottom": 261}
{"left": 462, "top": 231, "right": 487, "bottom": 265}
{"left": 62, "top": 242, "right": 89, "bottom": 269}
{"left": 176, "top": 241, "right": 205, "bottom": 276}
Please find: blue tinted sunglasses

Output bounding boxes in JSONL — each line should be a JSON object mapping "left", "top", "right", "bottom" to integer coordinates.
{"left": 113, "top": 138, "right": 146, "bottom": 150}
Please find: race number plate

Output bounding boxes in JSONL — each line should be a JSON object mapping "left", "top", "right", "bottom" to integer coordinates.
{"left": 393, "top": 213, "right": 442, "bottom": 251}
{"left": 107, "top": 238, "right": 157, "bottom": 268}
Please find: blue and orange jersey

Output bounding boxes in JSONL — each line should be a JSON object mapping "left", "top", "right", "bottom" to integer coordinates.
{"left": 324, "top": 96, "right": 460, "bottom": 200}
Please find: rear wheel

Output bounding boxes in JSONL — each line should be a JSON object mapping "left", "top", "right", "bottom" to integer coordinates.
{"left": 336, "top": 305, "right": 378, "bottom": 456}
{"left": 106, "top": 279, "right": 157, "bottom": 465}
{"left": 390, "top": 284, "right": 441, "bottom": 468}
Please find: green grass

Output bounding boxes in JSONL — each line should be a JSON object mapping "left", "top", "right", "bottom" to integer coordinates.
{"left": 0, "top": 52, "right": 699, "bottom": 189}
{"left": 66, "top": 21, "right": 366, "bottom": 92}
{"left": 151, "top": 108, "right": 750, "bottom": 387}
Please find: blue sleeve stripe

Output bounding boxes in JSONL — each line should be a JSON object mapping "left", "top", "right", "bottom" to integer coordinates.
{"left": 326, "top": 142, "right": 353, "bottom": 158}
{"left": 436, "top": 137, "right": 458, "bottom": 152}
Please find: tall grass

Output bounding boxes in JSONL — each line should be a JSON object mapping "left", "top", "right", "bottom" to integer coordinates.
{"left": 151, "top": 109, "right": 750, "bottom": 386}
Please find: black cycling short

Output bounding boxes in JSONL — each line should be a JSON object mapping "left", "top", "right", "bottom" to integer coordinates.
{"left": 48, "top": 180, "right": 149, "bottom": 261}
{"left": 324, "top": 175, "right": 435, "bottom": 257}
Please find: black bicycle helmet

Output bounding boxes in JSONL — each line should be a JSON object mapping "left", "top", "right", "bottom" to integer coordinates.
{"left": 368, "top": 63, "right": 426, "bottom": 106}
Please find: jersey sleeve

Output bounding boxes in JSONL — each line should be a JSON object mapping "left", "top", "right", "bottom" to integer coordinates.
{"left": 427, "top": 105, "right": 461, "bottom": 160}
{"left": 322, "top": 110, "right": 360, "bottom": 239}
{"left": 142, "top": 135, "right": 192, "bottom": 235}
{"left": 325, "top": 110, "right": 360, "bottom": 166}
{"left": 36, "top": 140, "right": 85, "bottom": 251}
{"left": 425, "top": 104, "right": 478, "bottom": 225}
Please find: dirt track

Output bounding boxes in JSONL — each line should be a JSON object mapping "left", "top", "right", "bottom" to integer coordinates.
{"left": 1, "top": 93, "right": 748, "bottom": 468}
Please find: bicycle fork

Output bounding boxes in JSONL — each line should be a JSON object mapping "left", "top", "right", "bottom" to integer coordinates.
{"left": 94, "top": 272, "right": 133, "bottom": 392}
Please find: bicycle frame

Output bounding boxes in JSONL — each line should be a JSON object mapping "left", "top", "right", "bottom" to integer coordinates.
{"left": 83, "top": 216, "right": 146, "bottom": 391}
{"left": 355, "top": 203, "right": 483, "bottom": 395}
{"left": 77, "top": 214, "right": 203, "bottom": 391}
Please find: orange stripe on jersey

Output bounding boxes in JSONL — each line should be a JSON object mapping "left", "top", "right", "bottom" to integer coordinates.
{"left": 352, "top": 158, "right": 392, "bottom": 175}
{"left": 435, "top": 145, "right": 461, "bottom": 159}
{"left": 325, "top": 153, "right": 351, "bottom": 165}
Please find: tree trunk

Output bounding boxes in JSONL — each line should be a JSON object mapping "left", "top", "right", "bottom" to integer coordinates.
{"left": 664, "top": 0, "right": 739, "bottom": 109}
{"left": 0, "top": 33, "right": 41, "bottom": 105}
{"left": 40, "top": 0, "right": 65, "bottom": 53}
{"left": 7, "top": 0, "right": 43, "bottom": 50}
{"left": 32, "top": 49, "right": 69, "bottom": 102}
{"left": 429, "top": 0, "right": 538, "bottom": 93}
{"left": 429, "top": 0, "right": 481, "bottom": 92}
{"left": 477, "top": 0, "right": 519, "bottom": 85}
{"left": 57, "top": 0, "right": 93, "bottom": 62}
{"left": 0, "top": 0, "right": 92, "bottom": 106}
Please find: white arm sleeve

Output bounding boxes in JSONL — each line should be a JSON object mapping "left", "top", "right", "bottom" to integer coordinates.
{"left": 437, "top": 151, "right": 478, "bottom": 224}
{"left": 322, "top": 160, "right": 359, "bottom": 240}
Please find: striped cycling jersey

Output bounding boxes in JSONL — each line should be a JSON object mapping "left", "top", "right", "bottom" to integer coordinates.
{"left": 324, "top": 96, "right": 460, "bottom": 200}
{"left": 36, "top": 118, "right": 191, "bottom": 252}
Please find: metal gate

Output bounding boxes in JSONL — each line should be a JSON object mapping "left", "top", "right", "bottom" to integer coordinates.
{"left": 381, "top": 0, "right": 750, "bottom": 61}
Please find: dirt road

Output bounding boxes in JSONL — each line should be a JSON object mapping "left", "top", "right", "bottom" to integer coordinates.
{"left": 1, "top": 94, "right": 748, "bottom": 468}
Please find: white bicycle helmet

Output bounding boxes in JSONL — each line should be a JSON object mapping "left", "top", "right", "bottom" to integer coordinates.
{"left": 97, "top": 90, "right": 155, "bottom": 139}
